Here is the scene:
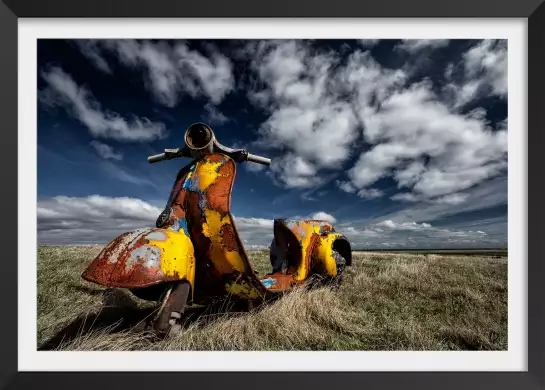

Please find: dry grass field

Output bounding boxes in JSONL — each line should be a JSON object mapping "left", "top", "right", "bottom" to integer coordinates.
{"left": 37, "top": 246, "right": 507, "bottom": 351}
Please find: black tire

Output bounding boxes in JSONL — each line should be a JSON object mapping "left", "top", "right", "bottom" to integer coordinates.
{"left": 331, "top": 250, "right": 347, "bottom": 286}
{"left": 154, "top": 281, "right": 190, "bottom": 339}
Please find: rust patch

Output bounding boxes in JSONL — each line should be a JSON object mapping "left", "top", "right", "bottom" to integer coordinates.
{"left": 261, "top": 272, "right": 304, "bottom": 292}
{"left": 206, "top": 153, "right": 227, "bottom": 163}
{"left": 82, "top": 228, "right": 172, "bottom": 288}
{"left": 219, "top": 224, "right": 239, "bottom": 252}
{"left": 206, "top": 160, "right": 234, "bottom": 213}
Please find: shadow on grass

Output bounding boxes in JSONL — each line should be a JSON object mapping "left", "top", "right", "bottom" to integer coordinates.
{"left": 39, "top": 288, "right": 157, "bottom": 350}
{"left": 38, "top": 287, "right": 260, "bottom": 350}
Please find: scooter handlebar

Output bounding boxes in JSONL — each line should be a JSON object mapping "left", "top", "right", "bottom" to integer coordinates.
{"left": 147, "top": 147, "right": 271, "bottom": 166}
{"left": 247, "top": 153, "right": 271, "bottom": 166}
{"left": 148, "top": 153, "right": 168, "bottom": 163}
{"left": 148, "top": 148, "right": 189, "bottom": 163}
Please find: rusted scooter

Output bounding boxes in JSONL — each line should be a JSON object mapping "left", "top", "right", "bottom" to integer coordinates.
{"left": 82, "top": 123, "right": 352, "bottom": 338}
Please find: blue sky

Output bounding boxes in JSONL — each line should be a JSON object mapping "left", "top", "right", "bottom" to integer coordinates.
{"left": 37, "top": 39, "right": 508, "bottom": 249}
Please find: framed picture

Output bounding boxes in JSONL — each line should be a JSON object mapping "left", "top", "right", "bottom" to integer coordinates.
{"left": 1, "top": 0, "right": 541, "bottom": 388}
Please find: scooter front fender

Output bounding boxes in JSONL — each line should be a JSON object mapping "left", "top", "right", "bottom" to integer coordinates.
{"left": 82, "top": 227, "right": 195, "bottom": 293}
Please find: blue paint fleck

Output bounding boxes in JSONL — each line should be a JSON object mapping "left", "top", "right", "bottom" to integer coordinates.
{"left": 261, "top": 278, "right": 277, "bottom": 288}
{"left": 182, "top": 165, "right": 197, "bottom": 191}
{"left": 178, "top": 219, "right": 189, "bottom": 236}
{"left": 215, "top": 158, "right": 225, "bottom": 172}
{"left": 169, "top": 216, "right": 190, "bottom": 236}
{"left": 183, "top": 177, "right": 193, "bottom": 190}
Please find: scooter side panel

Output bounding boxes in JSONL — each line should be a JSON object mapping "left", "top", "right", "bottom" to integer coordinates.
{"left": 82, "top": 227, "right": 195, "bottom": 290}
{"left": 279, "top": 220, "right": 335, "bottom": 281}
{"left": 168, "top": 154, "right": 269, "bottom": 300}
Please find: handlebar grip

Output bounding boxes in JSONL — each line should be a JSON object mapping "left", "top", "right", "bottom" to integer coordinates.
{"left": 247, "top": 153, "right": 271, "bottom": 166}
{"left": 148, "top": 153, "right": 167, "bottom": 163}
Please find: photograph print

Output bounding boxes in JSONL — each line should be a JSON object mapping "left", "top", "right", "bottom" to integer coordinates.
{"left": 37, "top": 38, "right": 508, "bottom": 351}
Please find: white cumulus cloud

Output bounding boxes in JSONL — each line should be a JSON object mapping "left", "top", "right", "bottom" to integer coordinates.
{"left": 445, "top": 39, "right": 507, "bottom": 108}
{"left": 247, "top": 41, "right": 359, "bottom": 188}
{"left": 308, "top": 211, "right": 337, "bottom": 223}
{"left": 76, "top": 40, "right": 235, "bottom": 108}
{"left": 40, "top": 67, "right": 167, "bottom": 142}
{"left": 244, "top": 39, "right": 507, "bottom": 206}
{"left": 346, "top": 80, "right": 507, "bottom": 200}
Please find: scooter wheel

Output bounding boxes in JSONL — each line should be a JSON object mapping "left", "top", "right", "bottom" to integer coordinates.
{"left": 154, "top": 281, "right": 190, "bottom": 339}
{"left": 332, "top": 250, "right": 347, "bottom": 287}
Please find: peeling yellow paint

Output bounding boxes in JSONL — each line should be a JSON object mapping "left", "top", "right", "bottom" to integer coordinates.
{"left": 201, "top": 205, "right": 247, "bottom": 274}
{"left": 314, "top": 233, "right": 343, "bottom": 277}
{"left": 225, "top": 280, "right": 262, "bottom": 299}
{"left": 202, "top": 208, "right": 230, "bottom": 239}
{"left": 148, "top": 228, "right": 196, "bottom": 297}
{"left": 195, "top": 157, "right": 225, "bottom": 191}
{"left": 288, "top": 222, "right": 331, "bottom": 281}
{"left": 225, "top": 251, "right": 246, "bottom": 273}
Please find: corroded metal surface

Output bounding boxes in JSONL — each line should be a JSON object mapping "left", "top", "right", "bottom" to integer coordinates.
{"left": 83, "top": 152, "right": 351, "bottom": 302}
{"left": 256, "top": 219, "right": 340, "bottom": 292}
{"left": 260, "top": 272, "right": 304, "bottom": 292}
{"left": 277, "top": 219, "right": 335, "bottom": 281}
{"left": 82, "top": 227, "right": 195, "bottom": 290}
{"left": 157, "top": 153, "right": 269, "bottom": 301}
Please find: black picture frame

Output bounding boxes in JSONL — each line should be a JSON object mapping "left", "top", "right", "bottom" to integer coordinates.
{"left": 1, "top": 0, "right": 541, "bottom": 389}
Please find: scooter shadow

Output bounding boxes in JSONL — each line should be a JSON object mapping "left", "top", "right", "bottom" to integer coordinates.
{"left": 39, "top": 287, "right": 255, "bottom": 350}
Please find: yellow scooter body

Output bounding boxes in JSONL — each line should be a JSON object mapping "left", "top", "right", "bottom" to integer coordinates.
{"left": 82, "top": 153, "right": 351, "bottom": 302}
{"left": 83, "top": 154, "right": 268, "bottom": 302}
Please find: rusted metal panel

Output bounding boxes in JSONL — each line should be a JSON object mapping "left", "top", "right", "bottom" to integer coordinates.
{"left": 162, "top": 153, "right": 270, "bottom": 301}
{"left": 275, "top": 219, "right": 336, "bottom": 281}
{"left": 254, "top": 219, "right": 339, "bottom": 292}
{"left": 82, "top": 227, "right": 195, "bottom": 290}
